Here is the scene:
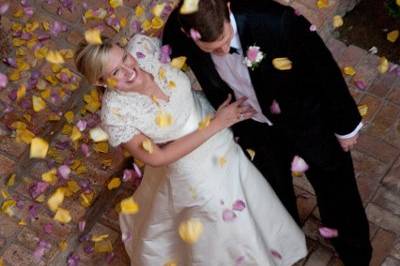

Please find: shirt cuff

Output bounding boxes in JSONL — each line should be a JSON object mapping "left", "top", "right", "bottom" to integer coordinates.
{"left": 335, "top": 122, "right": 363, "bottom": 139}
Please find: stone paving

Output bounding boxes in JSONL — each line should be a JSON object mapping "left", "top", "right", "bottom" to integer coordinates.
{"left": 0, "top": 0, "right": 400, "bottom": 265}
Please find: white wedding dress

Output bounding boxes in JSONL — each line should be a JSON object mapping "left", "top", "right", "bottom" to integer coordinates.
{"left": 101, "top": 34, "right": 307, "bottom": 266}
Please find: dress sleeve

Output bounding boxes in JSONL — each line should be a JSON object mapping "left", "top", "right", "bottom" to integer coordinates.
{"left": 101, "top": 94, "right": 140, "bottom": 147}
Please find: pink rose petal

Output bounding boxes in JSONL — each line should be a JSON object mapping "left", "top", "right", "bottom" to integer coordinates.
{"left": 232, "top": 200, "right": 246, "bottom": 211}
{"left": 122, "top": 169, "right": 133, "bottom": 182}
{"left": 354, "top": 79, "right": 367, "bottom": 90}
{"left": 309, "top": 25, "right": 317, "bottom": 32}
{"left": 271, "top": 249, "right": 282, "bottom": 260}
{"left": 43, "top": 223, "right": 53, "bottom": 234}
{"left": 291, "top": 155, "right": 309, "bottom": 173}
{"left": 319, "top": 227, "right": 339, "bottom": 238}
{"left": 0, "top": 2, "right": 10, "bottom": 15}
{"left": 270, "top": 99, "right": 281, "bottom": 114}
{"left": 222, "top": 209, "right": 237, "bottom": 222}
{"left": 81, "top": 143, "right": 90, "bottom": 157}
{"left": 0, "top": 72, "right": 8, "bottom": 89}
{"left": 133, "top": 163, "right": 142, "bottom": 178}
{"left": 76, "top": 120, "right": 87, "bottom": 131}
{"left": 246, "top": 47, "right": 259, "bottom": 61}
{"left": 58, "top": 165, "right": 71, "bottom": 179}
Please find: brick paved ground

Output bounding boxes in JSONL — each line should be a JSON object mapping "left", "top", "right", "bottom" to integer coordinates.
{"left": 0, "top": 0, "right": 399, "bottom": 265}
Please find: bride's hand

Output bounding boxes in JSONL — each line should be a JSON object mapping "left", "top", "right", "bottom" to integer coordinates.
{"left": 214, "top": 94, "right": 256, "bottom": 129}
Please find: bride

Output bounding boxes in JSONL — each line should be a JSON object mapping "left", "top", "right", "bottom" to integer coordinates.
{"left": 74, "top": 33, "right": 307, "bottom": 265}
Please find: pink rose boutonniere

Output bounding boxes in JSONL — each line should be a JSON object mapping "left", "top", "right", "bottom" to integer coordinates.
{"left": 243, "top": 45, "right": 264, "bottom": 70}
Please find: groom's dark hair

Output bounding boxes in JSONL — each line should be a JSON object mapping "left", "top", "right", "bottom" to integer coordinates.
{"left": 177, "top": 0, "right": 230, "bottom": 42}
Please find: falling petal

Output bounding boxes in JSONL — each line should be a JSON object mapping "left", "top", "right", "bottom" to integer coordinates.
{"left": 272, "top": 57, "right": 292, "bottom": 70}
{"left": 333, "top": 15, "right": 343, "bottom": 28}
{"left": 378, "top": 57, "right": 389, "bottom": 74}
{"left": 152, "top": 3, "right": 165, "bottom": 17}
{"left": 232, "top": 200, "right": 246, "bottom": 211}
{"left": 178, "top": 218, "right": 203, "bottom": 244}
{"left": 180, "top": 0, "right": 199, "bottom": 14}
{"left": 170, "top": 56, "right": 187, "bottom": 69}
{"left": 270, "top": 99, "right": 281, "bottom": 114}
{"left": 358, "top": 104, "right": 368, "bottom": 117}
{"left": 387, "top": 30, "right": 399, "bottom": 43}
{"left": 222, "top": 209, "right": 237, "bottom": 221}
{"left": 319, "top": 227, "right": 339, "bottom": 238}
{"left": 142, "top": 139, "right": 154, "bottom": 154}
{"left": 291, "top": 155, "right": 309, "bottom": 176}
{"left": 246, "top": 149, "right": 256, "bottom": 161}
{"left": 85, "top": 28, "right": 102, "bottom": 45}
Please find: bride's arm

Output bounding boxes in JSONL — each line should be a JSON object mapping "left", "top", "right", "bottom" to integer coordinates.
{"left": 123, "top": 95, "right": 255, "bottom": 167}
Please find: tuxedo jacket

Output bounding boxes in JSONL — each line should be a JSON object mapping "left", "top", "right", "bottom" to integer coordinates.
{"left": 162, "top": 0, "right": 361, "bottom": 156}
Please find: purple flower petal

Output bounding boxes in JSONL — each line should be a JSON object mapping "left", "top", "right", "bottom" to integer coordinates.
{"left": 136, "top": 51, "right": 145, "bottom": 59}
{"left": 3, "top": 57, "right": 17, "bottom": 68}
{"left": 319, "top": 227, "right": 339, "bottom": 238}
{"left": 160, "top": 44, "right": 172, "bottom": 64}
{"left": 222, "top": 209, "right": 237, "bottom": 222}
{"left": 122, "top": 169, "right": 133, "bottom": 182}
{"left": 78, "top": 220, "right": 86, "bottom": 232}
{"left": 232, "top": 200, "right": 246, "bottom": 211}
{"left": 106, "top": 252, "right": 115, "bottom": 264}
{"left": 67, "top": 253, "right": 80, "bottom": 266}
{"left": 58, "top": 165, "right": 71, "bottom": 179}
{"left": 81, "top": 143, "right": 90, "bottom": 157}
{"left": 133, "top": 162, "right": 142, "bottom": 178}
{"left": 83, "top": 244, "right": 94, "bottom": 254}
{"left": 29, "top": 181, "right": 49, "bottom": 199}
{"left": 24, "top": 6, "right": 34, "bottom": 16}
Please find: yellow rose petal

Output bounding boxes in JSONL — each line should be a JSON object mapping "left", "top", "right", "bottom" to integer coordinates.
{"left": 67, "top": 180, "right": 81, "bottom": 193}
{"left": 218, "top": 156, "right": 227, "bottom": 167}
{"left": 180, "top": 0, "right": 200, "bottom": 14}
{"left": 317, "top": 0, "right": 329, "bottom": 9}
{"left": 167, "top": 80, "right": 176, "bottom": 89}
{"left": 85, "top": 28, "right": 102, "bottom": 45}
{"left": 343, "top": 66, "right": 357, "bottom": 76}
{"left": 6, "top": 174, "right": 16, "bottom": 187}
{"left": 378, "top": 57, "right": 389, "bottom": 74}
{"left": 198, "top": 115, "right": 212, "bottom": 129}
{"left": 120, "top": 196, "right": 139, "bottom": 214}
{"left": 93, "top": 142, "right": 109, "bottom": 153}
{"left": 30, "top": 137, "right": 49, "bottom": 158}
{"left": 70, "top": 126, "right": 82, "bottom": 142}
{"left": 178, "top": 218, "right": 203, "bottom": 244}
{"left": 94, "top": 240, "right": 113, "bottom": 253}
{"left": 107, "top": 177, "right": 121, "bottom": 190}
{"left": 171, "top": 56, "right": 187, "bottom": 70}
{"left": 91, "top": 234, "right": 109, "bottom": 242}
{"left": 135, "top": 5, "right": 144, "bottom": 17}
{"left": 18, "top": 219, "right": 27, "bottom": 226}
{"left": 80, "top": 191, "right": 95, "bottom": 208}
{"left": 42, "top": 168, "right": 57, "bottom": 185}
{"left": 17, "top": 85, "right": 26, "bottom": 102}
{"left": 155, "top": 111, "right": 173, "bottom": 128}
{"left": 142, "top": 20, "right": 151, "bottom": 32}
{"left": 59, "top": 240, "right": 68, "bottom": 251}
{"left": 47, "top": 188, "right": 65, "bottom": 212}
{"left": 89, "top": 127, "right": 109, "bottom": 142}
{"left": 333, "top": 15, "right": 344, "bottom": 28}
{"left": 46, "top": 50, "right": 65, "bottom": 64}
{"left": 272, "top": 57, "right": 292, "bottom": 71}
{"left": 32, "top": 95, "right": 46, "bottom": 112}
{"left": 358, "top": 104, "right": 368, "bottom": 117}
{"left": 387, "top": 30, "right": 399, "bottom": 43}
{"left": 246, "top": 149, "right": 256, "bottom": 161}
{"left": 53, "top": 208, "right": 72, "bottom": 223}
{"left": 151, "top": 16, "right": 164, "bottom": 30}
{"left": 159, "top": 67, "right": 166, "bottom": 80}
{"left": 64, "top": 111, "right": 74, "bottom": 124}
{"left": 142, "top": 139, "right": 153, "bottom": 154}
{"left": 109, "top": 0, "right": 123, "bottom": 9}
{"left": 152, "top": 3, "right": 166, "bottom": 17}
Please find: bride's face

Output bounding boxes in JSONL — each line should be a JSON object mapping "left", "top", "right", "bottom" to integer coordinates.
{"left": 101, "top": 45, "right": 149, "bottom": 92}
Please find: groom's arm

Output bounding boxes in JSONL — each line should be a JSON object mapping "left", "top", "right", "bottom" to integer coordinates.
{"left": 282, "top": 10, "right": 362, "bottom": 136}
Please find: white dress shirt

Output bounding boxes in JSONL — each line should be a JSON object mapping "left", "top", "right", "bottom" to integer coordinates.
{"left": 211, "top": 12, "right": 362, "bottom": 138}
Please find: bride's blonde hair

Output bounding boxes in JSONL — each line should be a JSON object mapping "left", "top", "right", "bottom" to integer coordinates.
{"left": 74, "top": 37, "right": 114, "bottom": 84}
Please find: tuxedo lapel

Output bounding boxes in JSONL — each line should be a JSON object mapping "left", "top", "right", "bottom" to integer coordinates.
{"left": 233, "top": 11, "right": 274, "bottom": 116}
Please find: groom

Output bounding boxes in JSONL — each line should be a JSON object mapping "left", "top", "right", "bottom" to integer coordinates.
{"left": 162, "top": 0, "right": 372, "bottom": 264}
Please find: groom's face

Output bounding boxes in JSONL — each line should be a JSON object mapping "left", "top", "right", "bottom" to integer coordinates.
{"left": 194, "top": 20, "right": 234, "bottom": 56}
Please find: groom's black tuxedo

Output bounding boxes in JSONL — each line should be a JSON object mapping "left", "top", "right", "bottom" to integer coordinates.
{"left": 163, "top": 0, "right": 372, "bottom": 264}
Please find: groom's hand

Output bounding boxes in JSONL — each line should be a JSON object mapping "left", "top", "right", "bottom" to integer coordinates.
{"left": 337, "top": 134, "right": 359, "bottom": 152}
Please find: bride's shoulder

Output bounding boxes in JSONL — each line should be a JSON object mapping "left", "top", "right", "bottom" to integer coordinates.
{"left": 126, "top": 34, "right": 161, "bottom": 57}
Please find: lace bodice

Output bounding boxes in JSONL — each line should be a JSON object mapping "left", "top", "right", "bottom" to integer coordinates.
{"left": 101, "top": 34, "right": 195, "bottom": 147}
